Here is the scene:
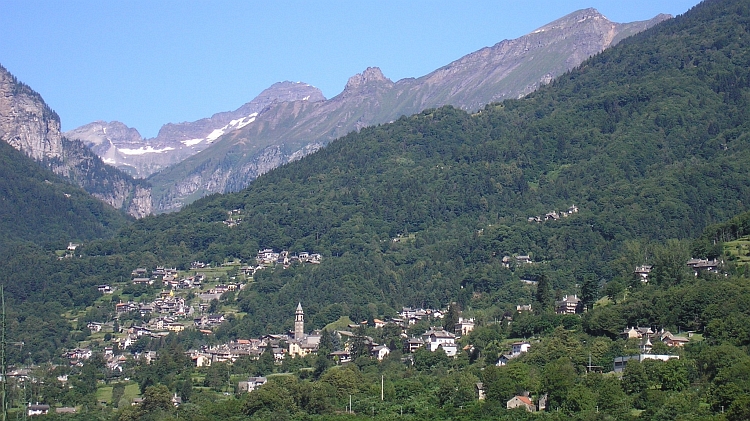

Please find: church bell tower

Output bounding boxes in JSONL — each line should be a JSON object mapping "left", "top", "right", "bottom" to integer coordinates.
{"left": 294, "top": 302, "right": 304, "bottom": 340}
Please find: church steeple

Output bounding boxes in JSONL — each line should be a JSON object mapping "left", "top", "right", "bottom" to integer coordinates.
{"left": 294, "top": 302, "right": 304, "bottom": 340}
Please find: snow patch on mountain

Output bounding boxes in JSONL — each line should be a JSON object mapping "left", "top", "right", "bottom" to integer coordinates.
{"left": 119, "top": 146, "right": 175, "bottom": 155}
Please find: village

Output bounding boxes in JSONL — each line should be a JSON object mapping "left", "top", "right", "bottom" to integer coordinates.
{"left": 22, "top": 249, "right": 720, "bottom": 416}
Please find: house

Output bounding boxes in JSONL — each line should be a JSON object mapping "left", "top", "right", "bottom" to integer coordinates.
{"left": 55, "top": 407, "right": 76, "bottom": 414}
{"left": 660, "top": 331, "right": 690, "bottom": 347}
{"left": 554, "top": 295, "right": 582, "bottom": 315}
{"left": 621, "top": 326, "right": 654, "bottom": 340}
{"left": 538, "top": 394, "right": 548, "bottom": 411}
{"left": 288, "top": 335, "right": 320, "bottom": 358}
{"left": 516, "top": 304, "right": 532, "bottom": 313}
{"left": 166, "top": 323, "right": 185, "bottom": 333}
{"left": 613, "top": 354, "right": 679, "bottom": 372}
{"left": 97, "top": 285, "right": 113, "bottom": 294}
{"left": 191, "top": 353, "right": 212, "bottom": 367}
{"left": 507, "top": 395, "right": 535, "bottom": 412}
{"left": 515, "top": 255, "right": 533, "bottom": 265}
{"left": 131, "top": 268, "right": 148, "bottom": 277}
{"left": 475, "top": 383, "right": 485, "bottom": 400}
{"left": 404, "top": 337, "right": 424, "bottom": 353}
{"left": 454, "top": 317, "right": 475, "bottom": 337}
{"left": 686, "top": 258, "right": 721, "bottom": 276}
{"left": 511, "top": 341, "right": 531, "bottom": 355}
{"left": 421, "top": 327, "right": 457, "bottom": 357}
{"left": 132, "top": 277, "right": 152, "bottom": 285}
{"left": 87, "top": 322, "right": 103, "bottom": 333}
{"left": 634, "top": 265, "right": 653, "bottom": 282}
{"left": 371, "top": 345, "right": 390, "bottom": 361}
{"left": 496, "top": 354, "right": 514, "bottom": 366}
{"left": 238, "top": 377, "right": 267, "bottom": 392}
{"left": 330, "top": 350, "right": 352, "bottom": 364}
{"left": 28, "top": 404, "right": 50, "bottom": 416}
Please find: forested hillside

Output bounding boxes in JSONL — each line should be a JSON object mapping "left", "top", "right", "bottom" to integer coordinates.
{"left": 74, "top": 0, "right": 750, "bottom": 337}
{"left": 3, "top": 1, "right": 750, "bottom": 420}
{"left": 0, "top": 139, "right": 128, "bottom": 249}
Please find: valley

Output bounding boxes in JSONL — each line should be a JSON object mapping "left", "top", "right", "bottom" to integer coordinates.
{"left": 2, "top": 0, "right": 750, "bottom": 420}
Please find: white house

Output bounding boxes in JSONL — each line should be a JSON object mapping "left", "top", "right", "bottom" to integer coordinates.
{"left": 238, "top": 377, "right": 267, "bottom": 392}
{"left": 422, "top": 327, "right": 457, "bottom": 357}
{"left": 371, "top": 345, "right": 390, "bottom": 361}
{"left": 511, "top": 341, "right": 531, "bottom": 355}
{"left": 28, "top": 404, "right": 50, "bottom": 417}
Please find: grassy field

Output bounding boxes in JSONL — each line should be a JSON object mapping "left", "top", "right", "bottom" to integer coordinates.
{"left": 724, "top": 236, "right": 750, "bottom": 267}
{"left": 325, "top": 316, "right": 355, "bottom": 332}
{"left": 96, "top": 382, "right": 140, "bottom": 405}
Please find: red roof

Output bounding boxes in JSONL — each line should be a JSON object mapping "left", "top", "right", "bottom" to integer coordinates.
{"left": 516, "top": 396, "right": 533, "bottom": 406}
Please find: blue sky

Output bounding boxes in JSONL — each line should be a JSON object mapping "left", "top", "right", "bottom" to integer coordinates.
{"left": 1, "top": 1, "right": 701, "bottom": 138}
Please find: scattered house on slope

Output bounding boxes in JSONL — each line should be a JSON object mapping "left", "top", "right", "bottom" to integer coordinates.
{"left": 660, "top": 330, "right": 690, "bottom": 347}
{"left": 613, "top": 354, "right": 679, "bottom": 373}
{"left": 97, "top": 284, "right": 114, "bottom": 294}
{"left": 371, "top": 345, "right": 390, "bottom": 361}
{"left": 621, "top": 326, "right": 654, "bottom": 340}
{"left": 55, "top": 407, "right": 76, "bottom": 414}
{"left": 511, "top": 341, "right": 531, "bottom": 355}
{"left": 507, "top": 395, "right": 535, "bottom": 412}
{"left": 330, "top": 350, "right": 352, "bottom": 364}
{"left": 238, "top": 377, "right": 267, "bottom": 393}
{"left": 686, "top": 258, "right": 721, "bottom": 276}
{"left": 454, "top": 317, "right": 475, "bottom": 337}
{"left": 497, "top": 341, "right": 531, "bottom": 366}
{"left": 404, "top": 337, "right": 425, "bottom": 354}
{"left": 516, "top": 304, "right": 532, "bottom": 313}
{"left": 634, "top": 265, "right": 653, "bottom": 282}
{"left": 28, "top": 404, "right": 50, "bottom": 417}
{"left": 475, "top": 383, "right": 485, "bottom": 400}
{"left": 421, "top": 327, "right": 458, "bottom": 357}
{"left": 555, "top": 295, "right": 582, "bottom": 314}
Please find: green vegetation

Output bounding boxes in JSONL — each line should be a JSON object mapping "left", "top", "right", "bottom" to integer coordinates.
{"left": 0, "top": 140, "right": 129, "bottom": 249}
{"left": 3, "top": 0, "right": 750, "bottom": 419}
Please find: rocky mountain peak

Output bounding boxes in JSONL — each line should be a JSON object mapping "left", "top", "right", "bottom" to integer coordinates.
{"left": 0, "top": 64, "right": 63, "bottom": 161}
{"left": 534, "top": 8, "right": 609, "bottom": 32}
{"left": 0, "top": 63, "right": 152, "bottom": 217}
{"left": 344, "top": 67, "right": 393, "bottom": 92}
{"left": 66, "top": 120, "right": 143, "bottom": 148}
{"left": 250, "top": 81, "right": 325, "bottom": 105}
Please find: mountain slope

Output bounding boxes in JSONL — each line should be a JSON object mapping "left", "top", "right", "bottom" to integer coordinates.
{"left": 147, "top": 8, "right": 670, "bottom": 212}
{"left": 0, "top": 139, "right": 129, "bottom": 248}
{"left": 0, "top": 64, "right": 152, "bottom": 217}
{"left": 90, "top": 0, "right": 750, "bottom": 335}
{"left": 64, "top": 82, "right": 325, "bottom": 177}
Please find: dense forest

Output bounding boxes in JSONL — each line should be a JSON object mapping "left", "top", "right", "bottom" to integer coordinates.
{"left": 2, "top": 0, "right": 750, "bottom": 419}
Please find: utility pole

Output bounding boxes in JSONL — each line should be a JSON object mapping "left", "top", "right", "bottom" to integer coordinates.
{"left": 381, "top": 375, "right": 384, "bottom": 401}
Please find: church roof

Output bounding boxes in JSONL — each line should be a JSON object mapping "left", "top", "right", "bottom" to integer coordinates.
{"left": 297, "top": 302, "right": 303, "bottom": 311}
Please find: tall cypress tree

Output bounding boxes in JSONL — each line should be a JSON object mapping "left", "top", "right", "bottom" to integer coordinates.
{"left": 535, "top": 274, "right": 553, "bottom": 313}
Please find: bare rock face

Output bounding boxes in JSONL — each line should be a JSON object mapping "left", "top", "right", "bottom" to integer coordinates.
{"left": 0, "top": 64, "right": 152, "bottom": 218}
{"left": 343, "top": 67, "right": 394, "bottom": 93}
{"left": 65, "top": 81, "right": 325, "bottom": 178}
{"left": 0, "top": 68, "right": 64, "bottom": 160}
